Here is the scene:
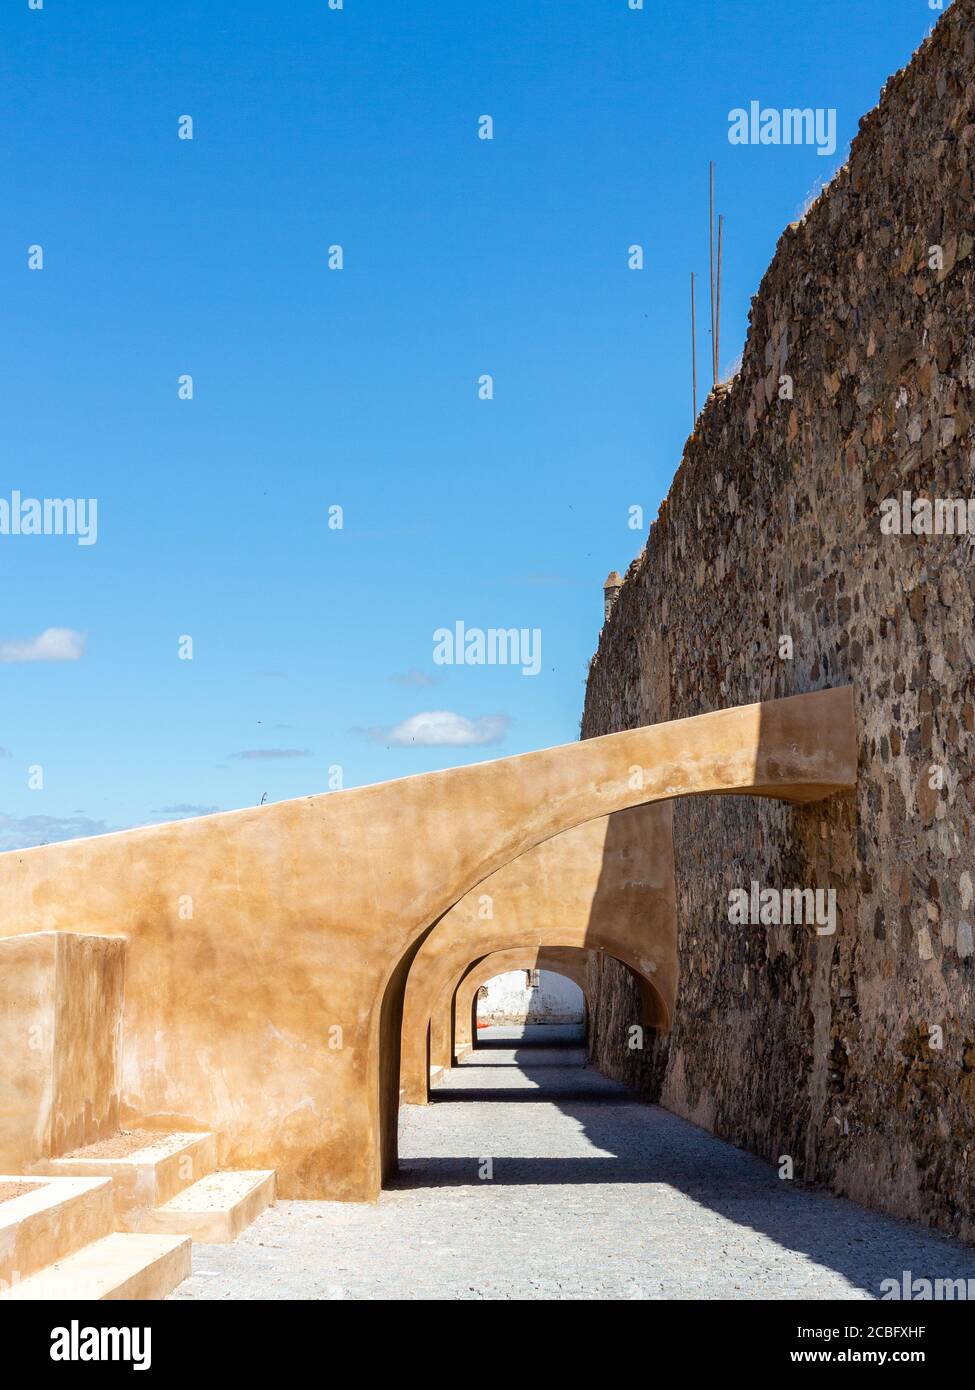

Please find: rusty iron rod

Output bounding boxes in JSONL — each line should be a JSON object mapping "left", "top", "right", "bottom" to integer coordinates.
{"left": 716, "top": 213, "right": 724, "bottom": 384}
{"left": 709, "top": 161, "right": 716, "bottom": 385}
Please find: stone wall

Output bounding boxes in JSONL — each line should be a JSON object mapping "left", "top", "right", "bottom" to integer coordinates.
{"left": 582, "top": 0, "right": 975, "bottom": 1240}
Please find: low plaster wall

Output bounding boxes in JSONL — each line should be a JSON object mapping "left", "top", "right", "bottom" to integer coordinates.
{"left": 0, "top": 687, "right": 853, "bottom": 1199}
{"left": 0, "top": 933, "right": 125, "bottom": 1170}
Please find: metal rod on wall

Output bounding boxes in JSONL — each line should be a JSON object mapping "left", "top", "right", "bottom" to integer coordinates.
{"left": 716, "top": 213, "right": 724, "bottom": 386}
{"left": 709, "top": 161, "right": 716, "bottom": 386}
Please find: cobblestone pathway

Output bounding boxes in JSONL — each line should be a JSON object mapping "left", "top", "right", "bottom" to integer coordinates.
{"left": 171, "top": 1026, "right": 975, "bottom": 1300}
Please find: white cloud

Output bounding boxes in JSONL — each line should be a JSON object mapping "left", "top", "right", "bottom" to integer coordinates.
{"left": 367, "top": 710, "right": 511, "bottom": 748}
{"left": 0, "top": 812, "right": 112, "bottom": 851}
{"left": 0, "top": 627, "right": 86, "bottom": 663}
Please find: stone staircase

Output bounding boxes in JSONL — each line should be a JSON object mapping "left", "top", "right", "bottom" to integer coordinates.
{"left": 0, "top": 933, "right": 276, "bottom": 1297}
{"left": 31, "top": 1129, "right": 276, "bottom": 1245}
{"left": 0, "top": 1175, "right": 190, "bottom": 1300}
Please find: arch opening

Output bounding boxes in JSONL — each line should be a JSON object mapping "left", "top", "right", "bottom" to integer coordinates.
{"left": 450, "top": 948, "right": 596, "bottom": 1069}
{"left": 381, "top": 939, "right": 666, "bottom": 1191}
{"left": 474, "top": 968, "right": 586, "bottom": 1029}
{"left": 0, "top": 685, "right": 854, "bottom": 1200}
{"left": 387, "top": 942, "right": 670, "bottom": 1194}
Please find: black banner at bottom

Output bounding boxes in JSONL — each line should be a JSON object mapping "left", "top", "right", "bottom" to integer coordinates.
{"left": 2, "top": 1297, "right": 971, "bottom": 1373}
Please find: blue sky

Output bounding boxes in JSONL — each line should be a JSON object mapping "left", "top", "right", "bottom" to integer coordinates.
{"left": 0, "top": 0, "right": 945, "bottom": 847}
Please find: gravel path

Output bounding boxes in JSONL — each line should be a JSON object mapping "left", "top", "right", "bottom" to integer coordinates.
{"left": 171, "top": 1025, "right": 975, "bottom": 1300}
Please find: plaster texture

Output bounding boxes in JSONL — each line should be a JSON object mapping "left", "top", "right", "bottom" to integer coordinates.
{"left": 0, "top": 933, "right": 124, "bottom": 1172}
{"left": 0, "top": 1175, "right": 113, "bottom": 1287}
{"left": 0, "top": 688, "right": 855, "bottom": 1199}
{"left": 399, "top": 805, "right": 681, "bottom": 1105}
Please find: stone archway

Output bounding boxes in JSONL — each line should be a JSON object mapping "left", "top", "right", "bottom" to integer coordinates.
{"left": 398, "top": 804, "right": 676, "bottom": 1108}
{"left": 420, "top": 946, "right": 594, "bottom": 1084}
{"left": 449, "top": 947, "right": 592, "bottom": 1065}
{"left": 0, "top": 687, "right": 856, "bottom": 1200}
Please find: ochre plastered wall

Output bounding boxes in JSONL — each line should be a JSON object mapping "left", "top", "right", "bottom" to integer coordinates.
{"left": 0, "top": 689, "right": 854, "bottom": 1199}
{"left": 398, "top": 805, "right": 680, "bottom": 1105}
{"left": 0, "top": 933, "right": 124, "bottom": 1170}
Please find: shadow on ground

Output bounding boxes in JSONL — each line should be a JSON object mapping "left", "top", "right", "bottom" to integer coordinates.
{"left": 392, "top": 1023, "right": 975, "bottom": 1298}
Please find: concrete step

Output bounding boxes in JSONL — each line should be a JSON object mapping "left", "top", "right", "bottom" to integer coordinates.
{"left": 0, "top": 1231, "right": 191, "bottom": 1301}
{"left": 0, "top": 1175, "right": 114, "bottom": 1287}
{"left": 32, "top": 1131, "right": 217, "bottom": 1213}
{"left": 134, "top": 1169, "right": 276, "bottom": 1244}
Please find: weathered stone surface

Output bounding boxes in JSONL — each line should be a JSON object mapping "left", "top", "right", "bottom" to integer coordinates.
{"left": 582, "top": 0, "right": 975, "bottom": 1241}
